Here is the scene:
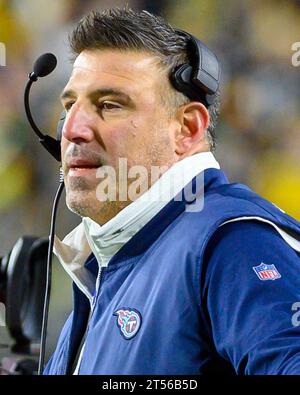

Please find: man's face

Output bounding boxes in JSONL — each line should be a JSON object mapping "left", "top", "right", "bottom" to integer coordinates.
{"left": 60, "top": 49, "right": 178, "bottom": 224}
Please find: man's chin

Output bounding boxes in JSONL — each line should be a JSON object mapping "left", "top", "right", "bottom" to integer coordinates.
{"left": 65, "top": 193, "right": 97, "bottom": 218}
{"left": 66, "top": 194, "right": 131, "bottom": 225}
{"left": 66, "top": 201, "right": 87, "bottom": 218}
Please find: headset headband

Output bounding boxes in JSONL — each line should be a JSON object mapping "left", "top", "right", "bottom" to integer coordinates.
{"left": 171, "top": 30, "right": 221, "bottom": 106}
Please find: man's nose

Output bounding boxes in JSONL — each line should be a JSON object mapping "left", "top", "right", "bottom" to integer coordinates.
{"left": 62, "top": 104, "right": 95, "bottom": 143}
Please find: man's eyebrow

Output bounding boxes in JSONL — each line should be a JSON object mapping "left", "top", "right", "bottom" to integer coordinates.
{"left": 60, "top": 89, "right": 76, "bottom": 101}
{"left": 60, "top": 88, "right": 132, "bottom": 102}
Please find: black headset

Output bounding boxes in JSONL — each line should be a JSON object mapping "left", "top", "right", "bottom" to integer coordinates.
{"left": 56, "top": 31, "right": 220, "bottom": 146}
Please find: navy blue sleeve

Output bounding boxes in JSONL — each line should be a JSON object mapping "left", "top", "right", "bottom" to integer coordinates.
{"left": 203, "top": 220, "right": 300, "bottom": 374}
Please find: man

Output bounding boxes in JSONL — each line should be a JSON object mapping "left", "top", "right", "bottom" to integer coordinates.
{"left": 45, "top": 8, "right": 300, "bottom": 375}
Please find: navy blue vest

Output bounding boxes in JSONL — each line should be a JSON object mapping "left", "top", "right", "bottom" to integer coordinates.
{"left": 44, "top": 168, "right": 300, "bottom": 375}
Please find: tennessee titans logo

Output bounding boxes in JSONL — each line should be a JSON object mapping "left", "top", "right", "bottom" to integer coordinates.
{"left": 113, "top": 308, "right": 142, "bottom": 340}
{"left": 253, "top": 262, "right": 281, "bottom": 281}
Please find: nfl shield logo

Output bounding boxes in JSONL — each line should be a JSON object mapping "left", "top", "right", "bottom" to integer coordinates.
{"left": 253, "top": 262, "right": 281, "bottom": 281}
{"left": 113, "top": 308, "right": 142, "bottom": 339}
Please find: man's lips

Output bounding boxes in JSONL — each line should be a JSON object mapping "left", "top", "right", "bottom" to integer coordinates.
{"left": 67, "top": 159, "right": 101, "bottom": 169}
{"left": 66, "top": 159, "right": 102, "bottom": 176}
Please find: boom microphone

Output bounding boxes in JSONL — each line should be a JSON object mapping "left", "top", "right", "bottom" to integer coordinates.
{"left": 24, "top": 52, "right": 61, "bottom": 161}
{"left": 33, "top": 53, "right": 57, "bottom": 78}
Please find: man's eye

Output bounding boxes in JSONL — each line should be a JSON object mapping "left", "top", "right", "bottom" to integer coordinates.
{"left": 64, "top": 102, "right": 75, "bottom": 111}
{"left": 100, "top": 102, "right": 122, "bottom": 111}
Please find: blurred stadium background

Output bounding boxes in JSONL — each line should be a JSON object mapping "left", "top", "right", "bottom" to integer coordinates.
{"left": 0, "top": 0, "right": 300, "bottom": 362}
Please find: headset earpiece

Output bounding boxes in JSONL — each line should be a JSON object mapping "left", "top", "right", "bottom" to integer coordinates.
{"left": 172, "top": 63, "right": 208, "bottom": 104}
{"left": 56, "top": 110, "right": 66, "bottom": 142}
{"left": 171, "top": 31, "right": 221, "bottom": 107}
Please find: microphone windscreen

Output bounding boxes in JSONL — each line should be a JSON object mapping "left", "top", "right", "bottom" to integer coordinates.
{"left": 33, "top": 53, "right": 57, "bottom": 77}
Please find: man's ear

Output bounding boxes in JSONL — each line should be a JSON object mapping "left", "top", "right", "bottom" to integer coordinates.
{"left": 175, "top": 102, "right": 210, "bottom": 159}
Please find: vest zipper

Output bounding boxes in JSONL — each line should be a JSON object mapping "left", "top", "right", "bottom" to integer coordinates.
{"left": 71, "top": 265, "right": 104, "bottom": 374}
{"left": 92, "top": 266, "right": 103, "bottom": 312}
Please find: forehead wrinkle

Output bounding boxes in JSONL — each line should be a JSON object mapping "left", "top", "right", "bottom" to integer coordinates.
{"left": 63, "top": 74, "right": 142, "bottom": 101}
